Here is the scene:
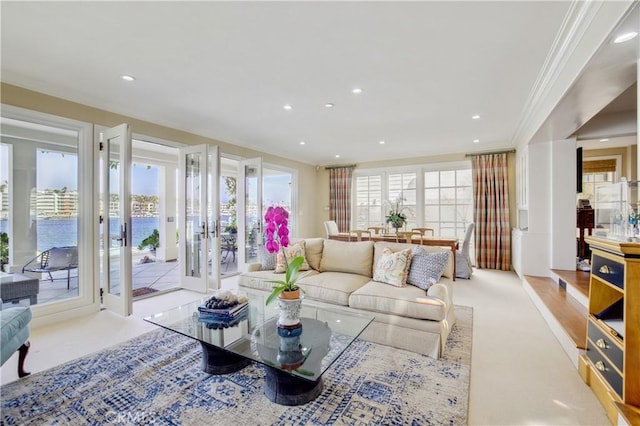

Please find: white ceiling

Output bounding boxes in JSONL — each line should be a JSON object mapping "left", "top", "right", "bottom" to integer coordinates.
{"left": 1, "top": 1, "right": 582, "bottom": 165}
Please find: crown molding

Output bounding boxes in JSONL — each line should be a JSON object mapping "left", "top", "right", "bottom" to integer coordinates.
{"left": 511, "top": 0, "right": 636, "bottom": 148}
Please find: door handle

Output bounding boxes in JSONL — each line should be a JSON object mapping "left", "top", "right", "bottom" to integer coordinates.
{"left": 110, "top": 223, "right": 127, "bottom": 247}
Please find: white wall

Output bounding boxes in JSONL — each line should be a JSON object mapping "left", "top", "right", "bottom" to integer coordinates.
{"left": 551, "top": 138, "right": 578, "bottom": 270}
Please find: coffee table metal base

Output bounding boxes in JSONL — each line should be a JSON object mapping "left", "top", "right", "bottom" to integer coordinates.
{"left": 264, "top": 367, "right": 323, "bottom": 406}
{"left": 200, "top": 342, "right": 250, "bottom": 375}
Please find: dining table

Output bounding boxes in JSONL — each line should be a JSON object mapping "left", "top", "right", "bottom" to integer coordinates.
{"left": 328, "top": 233, "right": 459, "bottom": 280}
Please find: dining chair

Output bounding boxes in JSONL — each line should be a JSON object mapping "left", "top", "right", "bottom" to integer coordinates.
{"left": 323, "top": 220, "right": 340, "bottom": 238}
{"left": 456, "top": 223, "right": 475, "bottom": 279}
{"left": 348, "top": 229, "right": 371, "bottom": 241}
{"left": 395, "top": 231, "right": 420, "bottom": 243}
{"left": 367, "top": 226, "right": 386, "bottom": 235}
{"left": 412, "top": 227, "right": 435, "bottom": 237}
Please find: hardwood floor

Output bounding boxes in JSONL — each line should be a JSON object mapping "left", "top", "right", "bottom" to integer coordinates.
{"left": 525, "top": 275, "right": 588, "bottom": 350}
{"left": 551, "top": 269, "right": 590, "bottom": 299}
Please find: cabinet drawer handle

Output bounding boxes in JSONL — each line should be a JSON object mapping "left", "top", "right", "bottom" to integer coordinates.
{"left": 598, "top": 265, "right": 614, "bottom": 274}
{"left": 595, "top": 361, "right": 607, "bottom": 372}
{"left": 596, "top": 339, "right": 608, "bottom": 349}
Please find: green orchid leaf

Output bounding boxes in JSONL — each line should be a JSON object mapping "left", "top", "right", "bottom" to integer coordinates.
{"left": 266, "top": 286, "right": 286, "bottom": 305}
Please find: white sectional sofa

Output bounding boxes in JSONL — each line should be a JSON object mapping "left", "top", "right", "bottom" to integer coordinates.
{"left": 239, "top": 238, "right": 456, "bottom": 358}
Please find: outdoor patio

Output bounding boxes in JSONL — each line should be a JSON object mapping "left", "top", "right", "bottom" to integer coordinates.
{"left": 1, "top": 251, "right": 238, "bottom": 308}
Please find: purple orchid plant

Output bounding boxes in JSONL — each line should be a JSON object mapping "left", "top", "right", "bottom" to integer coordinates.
{"left": 264, "top": 206, "right": 308, "bottom": 305}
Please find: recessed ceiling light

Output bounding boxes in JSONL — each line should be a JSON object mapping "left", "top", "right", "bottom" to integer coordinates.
{"left": 352, "top": 88, "right": 363, "bottom": 94}
{"left": 299, "top": 141, "right": 306, "bottom": 145}
{"left": 121, "top": 74, "right": 136, "bottom": 82}
{"left": 283, "top": 104, "right": 293, "bottom": 110}
{"left": 379, "top": 140, "right": 385, "bottom": 145}
{"left": 473, "top": 139, "right": 480, "bottom": 143}
{"left": 614, "top": 32, "right": 638, "bottom": 43}
{"left": 335, "top": 154, "right": 340, "bottom": 158}
{"left": 600, "top": 138, "right": 609, "bottom": 142}
{"left": 325, "top": 103, "right": 335, "bottom": 108}
{"left": 472, "top": 115, "right": 480, "bottom": 120}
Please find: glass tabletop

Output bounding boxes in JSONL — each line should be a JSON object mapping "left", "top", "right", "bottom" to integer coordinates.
{"left": 143, "top": 292, "right": 373, "bottom": 381}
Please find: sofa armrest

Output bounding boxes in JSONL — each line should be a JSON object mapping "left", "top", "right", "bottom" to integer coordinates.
{"left": 426, "top": 282, "right": 452, "bottom": 309}
{"left": 247, "top": 263, "right": 263, "bottom": 272}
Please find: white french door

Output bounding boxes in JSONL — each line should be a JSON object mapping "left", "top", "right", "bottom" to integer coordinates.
{"left": 178, "top": 145, "right": 220, "bottom": 292}
{"left": 238, "top": 157, "right": 262, "bottom": 271}
{"left": 100, "top": 124, "right": 133, "bottom": 316}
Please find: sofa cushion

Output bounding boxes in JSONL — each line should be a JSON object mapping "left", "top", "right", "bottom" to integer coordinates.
{"left": 373, "top": 247, "right": 412, "bottom": 287}
{"left": 299, "top": 272, "right": 370, "bottom": 306}
{"left": 407, "top": 247, "right": 450, "bottom": 289}
{"left": 349, "top": 280, "right": 448, "bottom": 321}
{"left": 291, "top": 237, "right": 324, "bottom": 271}
{"left": 319, "top": 240, "right": 374, "bottom": 277}
{"left": 238, "top": 270, "right": 320, "bottom": 293}
{"left": 275, "top": 241, "right": 310, "bottom": 273}
{"left": 374, "top": 241, "right": 454, "bottom": 279}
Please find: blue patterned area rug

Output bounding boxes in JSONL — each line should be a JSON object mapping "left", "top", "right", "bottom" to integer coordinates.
{"left": 1, "top": 306, "right": 472, "bottom": 425}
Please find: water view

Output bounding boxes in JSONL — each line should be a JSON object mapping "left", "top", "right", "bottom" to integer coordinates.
{"left": 0, "top": 217, "right": 161, "bottom": 253}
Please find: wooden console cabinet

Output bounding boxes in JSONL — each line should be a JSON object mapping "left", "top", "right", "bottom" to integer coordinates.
{"left": 580, "top": 237, "right": 640, "bottom": 424}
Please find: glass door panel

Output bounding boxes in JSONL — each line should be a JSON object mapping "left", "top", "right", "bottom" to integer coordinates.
{"left": 179, "top": 144, "right": 219, "bottom": 292}
{"left": 101, "top": 124, "right": 132, "bottom": 316}
{"left": 185, "top": 151, "right": 203, "bottom": 279}
{"left": 238, "top": 157, "right": 262, "bottom": 270}
{"left": 207, "top": 146, "right": 220, "bottom": 289}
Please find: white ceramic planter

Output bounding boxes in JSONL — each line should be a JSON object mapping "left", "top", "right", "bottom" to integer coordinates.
{"left": 277, "top": 297, "right": 302, "bottom": 327}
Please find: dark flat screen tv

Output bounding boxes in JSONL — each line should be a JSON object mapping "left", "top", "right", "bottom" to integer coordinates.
{"left": 577, "top": 147, "right": 583, "bottom": 193}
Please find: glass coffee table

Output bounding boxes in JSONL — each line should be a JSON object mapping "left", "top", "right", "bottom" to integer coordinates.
{"left": 144, "top": 293, "right": 373, "bottom": 406}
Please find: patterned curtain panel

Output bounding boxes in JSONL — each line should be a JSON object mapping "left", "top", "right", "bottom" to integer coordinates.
{"left": 329, "top": 167, "right": 354, "bottom": 232}
{"left": 472, "top": 153, "right": 511, "bottom": 270}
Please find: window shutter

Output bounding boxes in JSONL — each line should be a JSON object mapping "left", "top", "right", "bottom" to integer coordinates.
{"left": 583, "top": 159, "right": 616, "bottom": 174}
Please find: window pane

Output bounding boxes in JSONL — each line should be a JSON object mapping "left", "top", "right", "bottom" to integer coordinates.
{"left": 355, "top": 174, "right": 385, "bottom": 228}
{"left": 441, "top": 170, "right": 455, "bottom": 187}
{"left": 441, "top": 205, "right": 456, "bottom": 221}
{"left": 425, "top": 171, "right": 439, "bottom": 188}
{"left": 425, "top": 188, "right": 439, "bottom": 204}
{"left": 425, "top": 205, "right": 439, "bottom": 221}
{"left": 457, "top": 187, "right": 473, "bottom": 203}
{"left": 440, "top": 188, "right": 456, "bottom": 204}
{"left": 456, "top": 169, "right": 472, "bottom": 186}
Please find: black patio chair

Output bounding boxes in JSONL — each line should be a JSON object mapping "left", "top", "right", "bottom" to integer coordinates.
{"left": 22, "top": 246, "right": 78, "bottom": 289}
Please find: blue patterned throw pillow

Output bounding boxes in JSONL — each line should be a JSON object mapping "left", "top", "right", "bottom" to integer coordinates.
{"left": 407, "top": 247, "right": 450, "bottom": 290}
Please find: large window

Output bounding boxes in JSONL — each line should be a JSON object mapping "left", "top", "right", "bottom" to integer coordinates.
{"left": 355, "top": 175, "right": 383, "bottom": 229}
{"left": 353, "top": 162, "right": 472, "bottom": 242}
{"left": 424, "top": 169, "right": 473, "bottom": 238}
{"left": 388, "top": 172, "right": 417, "bottom": 229}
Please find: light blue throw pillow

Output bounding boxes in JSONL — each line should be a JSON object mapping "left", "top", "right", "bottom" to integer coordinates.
{"left": 407, "top": 247, "right": 450, "bottom": 290}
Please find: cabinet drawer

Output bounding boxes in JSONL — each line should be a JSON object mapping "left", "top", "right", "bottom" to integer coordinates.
{"left": 591, "top": 255, "right": 624, "bottom": 289}
{"left": 587, "top": 341, "right": 623, "bottom": 398}
{"left": 588, "top": 321, "right": 623, "bottom": 372}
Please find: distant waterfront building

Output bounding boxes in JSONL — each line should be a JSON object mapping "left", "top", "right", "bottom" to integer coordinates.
{"left": 30, "top": 189, "right": 79, "bottom": 218}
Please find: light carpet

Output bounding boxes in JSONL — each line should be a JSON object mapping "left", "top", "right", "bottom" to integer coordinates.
{"left": 1, "top": 306, "right": 472, "bottom": 425}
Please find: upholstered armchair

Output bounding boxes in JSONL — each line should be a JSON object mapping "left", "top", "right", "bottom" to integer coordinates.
{"left": 0, "top": 299, "right": 32, "bottom": 377}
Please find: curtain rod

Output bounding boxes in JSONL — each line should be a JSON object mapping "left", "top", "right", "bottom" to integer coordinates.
{"left": 324, "top": 164, "right": 356, "bottom": 170}
{"left": 465, "top": 149, "right": 516, "bottom": 158}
